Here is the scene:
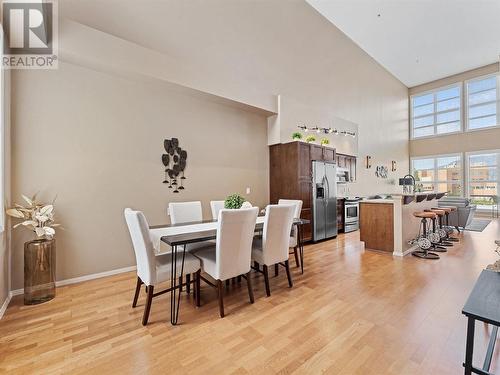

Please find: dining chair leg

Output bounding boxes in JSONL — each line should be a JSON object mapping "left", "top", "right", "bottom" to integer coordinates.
{"left": 237, "top": 275, "right": 242, "bottom": 283}
{"left": 246, "top": 272, "right": 254, "bottom": 303}
{"left": 132, "top": 277, "right": 142, "bottom": 308}
{"left": 293, "top": 247, "right": 300, "bottom": 268}
{"left": 179, "top": 277, "right": 183, "bottom": 292}
{"left": 195, "top": 270, "right": 201, "bottom": 307}
{"left": 285, "top": 260, "right": 293, "bottom": 288}
{"left": 274, "top": 264, "right": 279, "bottom": 277}
{"left": 263, "top": 265, "right": 271, "bottom": 297}
{"left": 186, "top": 274, "right": 191, "bottom": 294}
{"left": 217, "top": 280, "right": 225, "bottom": 318}
{"left": 142, "top": 285, "right": 154, "bottom": 326}
{"left": 254, "top": 261, "right": 260, "bottom": 271}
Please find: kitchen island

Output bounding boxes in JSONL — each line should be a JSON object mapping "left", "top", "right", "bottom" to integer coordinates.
{"left": 359, "top": 194, "right": 443, "bottom": 256}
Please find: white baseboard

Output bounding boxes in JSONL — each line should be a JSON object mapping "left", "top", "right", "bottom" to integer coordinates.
{"left": 4, "top": 265, "right": 137, "bottom": 317}
{"left": 0, "top": 292, "right": 12, "bottom": 319}
{"left": 393, "top": 244, "right": 418, "bottom": 257}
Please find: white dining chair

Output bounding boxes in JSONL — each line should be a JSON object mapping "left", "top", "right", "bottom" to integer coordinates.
{"left": 251, "top": 204, "right": 295, "bottom": 296}
{"left": 210, "top": 200, "right": 225, "bottom": 220}
{"left": 194, "top": 207, "right": 258, "bottom": 318}
{"left": 168, "top": 201, "right": 214, "bottom": 288}
{"left": 124, "top": 208, "right": 201, "bottom": 325}
{"left": 278, "top": 199, "right": 303, "bottom": 268}
{"left": 169, "top": 201, "right": 203, "bottom": 224}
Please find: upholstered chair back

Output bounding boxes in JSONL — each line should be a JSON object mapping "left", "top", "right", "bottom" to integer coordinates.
{"left": 215, "top": 207, "right": 258, "bottom": 280}
{"left": 278, "top": 199, "right": 303, "bottom": 218}
{"left": 169, "top": 201, "right": 203, "bottom": 224}
{"left": 210, "top": 200, "right": 225, "bottom": 220}
{"left": 124, "top": 208, "right": 157, "bottom": 286}
{"left": 261, "top": 205, "right": 295, "bottom": 265}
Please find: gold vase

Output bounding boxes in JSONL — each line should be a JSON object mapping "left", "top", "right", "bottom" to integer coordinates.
{"left": 24, "top": 238, "right": 56, "bottom": 305}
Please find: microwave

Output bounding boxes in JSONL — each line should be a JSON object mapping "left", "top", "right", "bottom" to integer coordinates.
{"left": 336, "top": 168, "right": 350, "bottom": 184}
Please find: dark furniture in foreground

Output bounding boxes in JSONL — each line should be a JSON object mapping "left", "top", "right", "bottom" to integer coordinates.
{"left": 462, "top": 270, "right": 500, "bottom": 375}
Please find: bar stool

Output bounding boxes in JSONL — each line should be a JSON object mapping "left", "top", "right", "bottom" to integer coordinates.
{"left": 433, "top": 206, "right": 459, "bottom": 242}
{"left": 427, "top": 209, "right": 453, "bottom": 248}
{"left": 412, "top": 211, "right": 439, "bottom": 259}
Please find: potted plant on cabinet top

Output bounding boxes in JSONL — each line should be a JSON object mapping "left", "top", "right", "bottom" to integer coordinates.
{"left": 305, "top": 135, "right": 316, "bottom": 143}
{"left": 320, "top": 138, "right": 330, "bottom": 146}
{"left": 292, "top": 132, "right": 303, "bottom": 141}
{"left": 7, "top": 193, "right": 60, "bottom": 305}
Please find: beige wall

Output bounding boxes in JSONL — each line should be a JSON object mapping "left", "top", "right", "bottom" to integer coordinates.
{"left": 10, "top": 0, "right": 409, "bottom": 288}
{"left": 11, "top": 62, "right": 269, "bottom": 289}
{"left": 409, "top": 63, "right": 500, "bottom": 157}
{"left": 60, "top": 0, "right": 409, "bottom": 197}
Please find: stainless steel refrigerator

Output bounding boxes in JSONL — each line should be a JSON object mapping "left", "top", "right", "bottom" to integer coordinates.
{"left": 312, "top": 161, "right": 338, "bottom": 241}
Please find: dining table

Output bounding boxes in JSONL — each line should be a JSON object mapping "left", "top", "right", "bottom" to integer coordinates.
{"left": 149, "top": 216, "right": 310, "bottom": 325}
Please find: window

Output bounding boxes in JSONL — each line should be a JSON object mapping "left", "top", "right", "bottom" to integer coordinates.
{"left": 411, "top": 154, "right": 463, "bottom": 196}
{"left": 466, "top": 75, "right": 499, "bottom": 131}
{"left": 466, "top": 151, "right": 499, "bottom": 210}
{"left": 411, "top": 84, "right": 461, "bottom": 139}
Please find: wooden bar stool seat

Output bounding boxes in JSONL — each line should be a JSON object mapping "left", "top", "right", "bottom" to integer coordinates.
{"left": 433, "top": 206, "right": 452, "bottom": 213}
{"left": 413, "top": 211, "right": 437, "bottom": 219}
{"left": 429, "top": 209, "right": 445, "bottom": 216}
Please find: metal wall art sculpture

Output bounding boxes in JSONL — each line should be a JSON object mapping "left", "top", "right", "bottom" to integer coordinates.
{"left": 375, "top": 165, "right": 388, "bottom": 179}
{"left": 162, "top": 138, "right": 187, "bottom": 193}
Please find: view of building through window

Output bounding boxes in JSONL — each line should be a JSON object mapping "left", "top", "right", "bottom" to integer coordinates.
{"left": 466, "top": 151, "right": 499, "bottom": 210}
{"left": 411, "top": 155, "right": 462, "bottom": 196}
{"left": 412, "top": 152, "right": 500, "bottom": 211}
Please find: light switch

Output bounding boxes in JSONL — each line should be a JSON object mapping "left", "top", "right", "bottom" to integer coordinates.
{"left": 246, "top": 187, "right": 251, "bottom": 195}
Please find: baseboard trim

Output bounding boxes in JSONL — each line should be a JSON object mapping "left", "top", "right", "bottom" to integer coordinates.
{"left": 6, "top": 265, "right": 137, "bottom": 309}
{"left": 0, "top": 292, "right": 12, "bottom": 319}
{"left": 393, "top": 245, "right": 418, "bottom": 257}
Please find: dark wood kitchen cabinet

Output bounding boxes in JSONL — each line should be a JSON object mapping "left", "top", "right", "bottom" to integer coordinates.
{"left": 337, "top": 198, "right": 345, "bottom": 233}
{"left": 310, "top": 144, "right": 335, "bottom": 162}
{"left": 269, "top": 141, "right": 336, "bottom": 242}
{"left": 336, "top": 153, "right": 357, "bottom": 182}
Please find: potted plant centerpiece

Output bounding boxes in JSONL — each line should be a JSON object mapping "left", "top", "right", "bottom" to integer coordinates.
{"left": 7, "top": 193, "right": 60, "bottom": 305}
{"left": 224, "top": 193, "right": 246, "bottom": 209}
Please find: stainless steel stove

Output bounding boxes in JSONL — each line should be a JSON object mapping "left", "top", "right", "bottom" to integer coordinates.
{"left": 344, "top": 197, "right": 361, "bottom": 233}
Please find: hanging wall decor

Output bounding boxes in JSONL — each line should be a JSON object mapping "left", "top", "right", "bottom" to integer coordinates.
{"left": 375, "top": 165, "right": 388, "bottom": 179}
{"left": 162, "top": 138, "right": 187, "bottom": 193}
{"left": 366, "top": 155, "right": 372, "bottom": 169}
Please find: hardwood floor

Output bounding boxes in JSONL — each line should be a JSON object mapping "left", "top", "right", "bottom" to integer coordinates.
{"left": 1, "top": 220, "right": 500, "bottom": 374}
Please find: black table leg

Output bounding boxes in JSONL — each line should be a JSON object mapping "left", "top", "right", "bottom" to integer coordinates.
{"left": 298, "top": 224, "right": 304, "bottom": 274}
{"left": 170, "top": 244, "right": 187, "bottom": 325}
{"left": 464, "top": 316, "right": 475, "bottom": 375}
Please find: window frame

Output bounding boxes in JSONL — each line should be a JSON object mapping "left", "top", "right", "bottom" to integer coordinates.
{"left": 464, "top": 73, "right": 500, "bottom": 133}
{"left": 410, "top": 153, "right": 464, "bottom": 197}
{"left": 465, "top": 149, "right": 500, "bottom": 212}
{"left": 410, "top": 82, "right": 463, "bottom": 140}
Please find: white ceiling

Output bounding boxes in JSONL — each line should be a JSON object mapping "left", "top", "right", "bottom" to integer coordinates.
{"left": 307, "top": 0, "right": 500, "bottom": 87}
